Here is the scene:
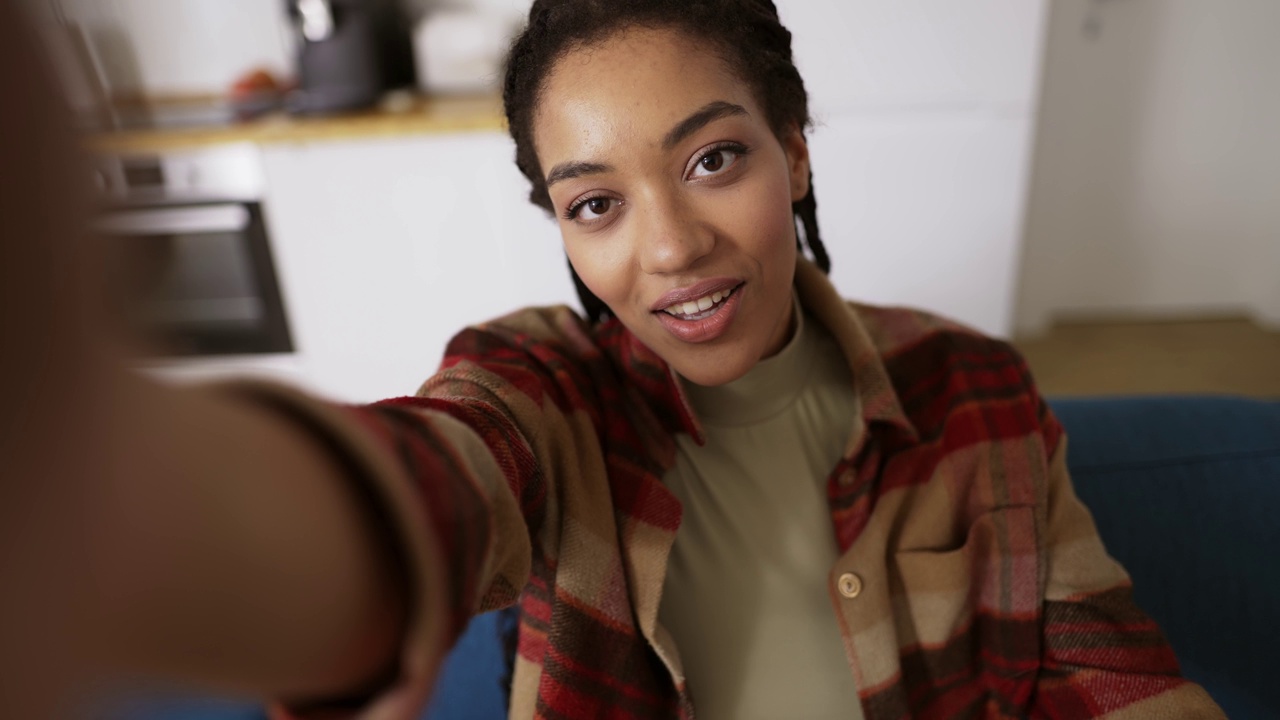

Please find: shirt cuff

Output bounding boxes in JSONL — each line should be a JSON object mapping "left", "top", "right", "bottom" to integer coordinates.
{"left": 220, "top": 380, "right": 452, "bottom": 720}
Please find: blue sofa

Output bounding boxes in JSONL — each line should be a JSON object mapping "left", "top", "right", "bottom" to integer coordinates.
{"left": 1050, "top": 396, "right": 1280, "bottom": 719}
{"left": 104, "top": 396, "right": 1280, "bottom": 720}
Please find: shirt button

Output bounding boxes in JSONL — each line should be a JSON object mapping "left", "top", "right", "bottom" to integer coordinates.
{"left": 838, "top": 467, "right": 857, "bottom": 487}
{"left": 837, "top": 572, "right": 863, "bottom": 599}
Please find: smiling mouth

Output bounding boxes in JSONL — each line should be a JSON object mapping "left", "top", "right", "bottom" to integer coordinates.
{"left": 659, "top": 284, "right": 740, "bottom": 320}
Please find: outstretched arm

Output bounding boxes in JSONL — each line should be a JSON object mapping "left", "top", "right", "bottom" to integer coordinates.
{"left": 0, "top": 2, "right": 408, "bottom": 712}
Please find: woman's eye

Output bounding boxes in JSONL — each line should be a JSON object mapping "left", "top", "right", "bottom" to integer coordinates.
{"left": 570, "top": 196, "right": 615, "bottom": 221}
{"left": 689, "top": 147, "right": 742, "bottom": 179}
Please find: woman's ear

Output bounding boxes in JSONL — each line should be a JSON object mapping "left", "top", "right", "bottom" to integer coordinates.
{"left": 781, "top": 124, "right": 811, "bottom": 202}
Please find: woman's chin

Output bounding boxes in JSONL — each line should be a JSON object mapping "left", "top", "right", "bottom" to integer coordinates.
{"left": 668, "top": 352, "right": 754, "bottom": 388}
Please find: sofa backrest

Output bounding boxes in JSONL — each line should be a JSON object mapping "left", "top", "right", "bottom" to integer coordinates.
{"left": 1051, "top": 395, "right": 1280, "bottom": 720}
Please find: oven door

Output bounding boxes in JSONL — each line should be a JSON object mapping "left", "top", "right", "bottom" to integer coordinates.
{"left": 97, "top": 200, "right": 294, "bottom": 357}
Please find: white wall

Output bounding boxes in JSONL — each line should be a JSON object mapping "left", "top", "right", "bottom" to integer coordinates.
{"left": 1016, "top": 0, "right": 1280, "bottom": 335}
{"left": 784, "top": 0, "right": 1048, "bottom": 337}
{"left": 52, "top": 0, "right": 293, "bottom": 96}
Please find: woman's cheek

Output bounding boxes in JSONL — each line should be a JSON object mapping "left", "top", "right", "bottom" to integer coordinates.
{"left": 565, "top": 234, "right": 631, "bottom": 309}
{"left": 726, "top": 173, "right": 797, "bottom": 262}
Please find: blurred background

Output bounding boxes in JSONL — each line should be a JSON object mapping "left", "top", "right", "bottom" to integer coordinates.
{"left": 18, "top": 0, "right": 1279, "bottom": 405}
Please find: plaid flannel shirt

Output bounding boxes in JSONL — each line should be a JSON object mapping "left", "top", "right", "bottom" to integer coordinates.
{"left": 264, "top": 259, "right": 1224, "bottom": 720}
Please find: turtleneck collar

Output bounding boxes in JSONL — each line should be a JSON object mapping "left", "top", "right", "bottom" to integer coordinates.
{"left": 679, "top": 294, "right": 819, "bottom": 426}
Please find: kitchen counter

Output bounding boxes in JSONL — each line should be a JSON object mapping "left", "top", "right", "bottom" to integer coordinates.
{"left": 86, "top": 93, "right": 506, "bottom": 155}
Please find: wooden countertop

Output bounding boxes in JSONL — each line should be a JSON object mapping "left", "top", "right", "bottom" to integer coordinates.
{"left": 87, "top": 93, "right": 506, "bottom": 155}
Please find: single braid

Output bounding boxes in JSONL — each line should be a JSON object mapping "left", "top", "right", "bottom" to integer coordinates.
{"left": 503, "top": 0, "right": 829, "bottom": 322}
{"left": 795, "top": 170, "right": 830, "bottom": 273}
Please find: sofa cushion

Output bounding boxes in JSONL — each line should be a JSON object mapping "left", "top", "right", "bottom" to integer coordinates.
{"left": 1050, "top": 395, "right": 1280, "bottom": 720}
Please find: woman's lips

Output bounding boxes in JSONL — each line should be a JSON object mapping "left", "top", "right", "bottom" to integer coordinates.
{"left": 653, "top": 282, "right": 744, "bottom": 343}
{"left": 650, "top": 277, "right": 742, "bottom": 312}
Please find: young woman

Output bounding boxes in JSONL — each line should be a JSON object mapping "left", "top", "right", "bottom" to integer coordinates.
{"left": 0, "top": 0, "right": 1225, "bottom": 718}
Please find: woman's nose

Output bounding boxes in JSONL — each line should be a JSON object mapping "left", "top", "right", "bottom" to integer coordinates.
{"left": 636, "top": 194, "right": 715, "bottom": 275}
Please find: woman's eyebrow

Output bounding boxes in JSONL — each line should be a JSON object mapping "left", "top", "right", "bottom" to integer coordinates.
{"left": 662, "top": 101, "right": 748, "bottom": 150}
{"left": 546, "top": 160, "right": 613, "bottom": 187}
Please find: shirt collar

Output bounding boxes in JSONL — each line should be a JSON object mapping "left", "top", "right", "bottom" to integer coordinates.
{"left": 597, "top": 257, "right": 919, "bottom": 451}
{"left": 792, "top": 258, "right": 919, "bottom": 450}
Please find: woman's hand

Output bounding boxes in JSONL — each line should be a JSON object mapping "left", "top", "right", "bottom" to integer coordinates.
{"left": 0, "top": 2, "right": 406, "bottom": 713}
{"left": 0, "top": 4, "right": 118, "bottom": 714}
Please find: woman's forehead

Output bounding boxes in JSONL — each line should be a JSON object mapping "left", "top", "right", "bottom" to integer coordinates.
{"left": 533, "top": 28, "right": 759, "bottom": 167}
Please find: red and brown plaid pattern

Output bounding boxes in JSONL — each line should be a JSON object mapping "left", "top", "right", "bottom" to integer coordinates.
{"left": 269, "top": 259, "right": 1223, "bottom": 719}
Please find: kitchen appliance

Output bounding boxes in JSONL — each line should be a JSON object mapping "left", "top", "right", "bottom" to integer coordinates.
{"left": 93, "top": 145, "right": 294, "bottom": 359}
{"left": 412, "top": 8, "right": 522, "bottom": 95}
{"left": 286, "top": 0, "right": 416, "bottom": 115}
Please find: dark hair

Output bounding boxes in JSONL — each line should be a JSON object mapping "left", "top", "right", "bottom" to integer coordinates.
{"left": 502, "top": 0, "right": 830, "bottom": 323}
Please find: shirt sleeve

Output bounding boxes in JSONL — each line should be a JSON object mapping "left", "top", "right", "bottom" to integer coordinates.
{"left": 224, "top": 380, "right": 509, "bottom": 720}
{"left": 1028, "top": 407, "right": 1226, "bottom": 718}
{"left": 237, "top": 309, "right": 601, "bottom": 720}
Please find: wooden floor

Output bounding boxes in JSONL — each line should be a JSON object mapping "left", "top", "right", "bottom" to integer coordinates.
{"left": 1013, "top": 317, "right": 1280, "bottom": 399}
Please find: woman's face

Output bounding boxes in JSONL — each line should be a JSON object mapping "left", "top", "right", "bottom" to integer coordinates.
{"left": 533, "top": 27, "right": 810, "bottom": 387}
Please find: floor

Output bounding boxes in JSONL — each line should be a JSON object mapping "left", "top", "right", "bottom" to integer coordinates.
{"left": 1013, "top": 317, "right": 1280, "bottom": 399}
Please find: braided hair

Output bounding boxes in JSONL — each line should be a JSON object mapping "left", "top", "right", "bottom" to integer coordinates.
{"left": 502, "top": 0, "right": 829, "bottom": 323}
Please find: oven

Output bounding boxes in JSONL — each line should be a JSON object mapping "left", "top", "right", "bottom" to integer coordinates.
{"left": 93, "top": 144, "right": 294, "bottom": 359}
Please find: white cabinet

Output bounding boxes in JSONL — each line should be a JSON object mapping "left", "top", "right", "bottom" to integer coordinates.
{"left": 259, "top": 132, "right": 575, "bottom": 402}
{"left": 783, "top": 0, "right": 1049, "bottom": 337}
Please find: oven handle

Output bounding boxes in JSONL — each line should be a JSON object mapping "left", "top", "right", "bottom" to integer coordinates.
{"left": 95, "top": 203, "right": 251, "bottom": 236}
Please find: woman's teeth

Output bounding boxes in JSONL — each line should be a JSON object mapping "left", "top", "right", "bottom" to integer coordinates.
{"left": 662, "top": 287, "right": 734, "bottom": 318}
